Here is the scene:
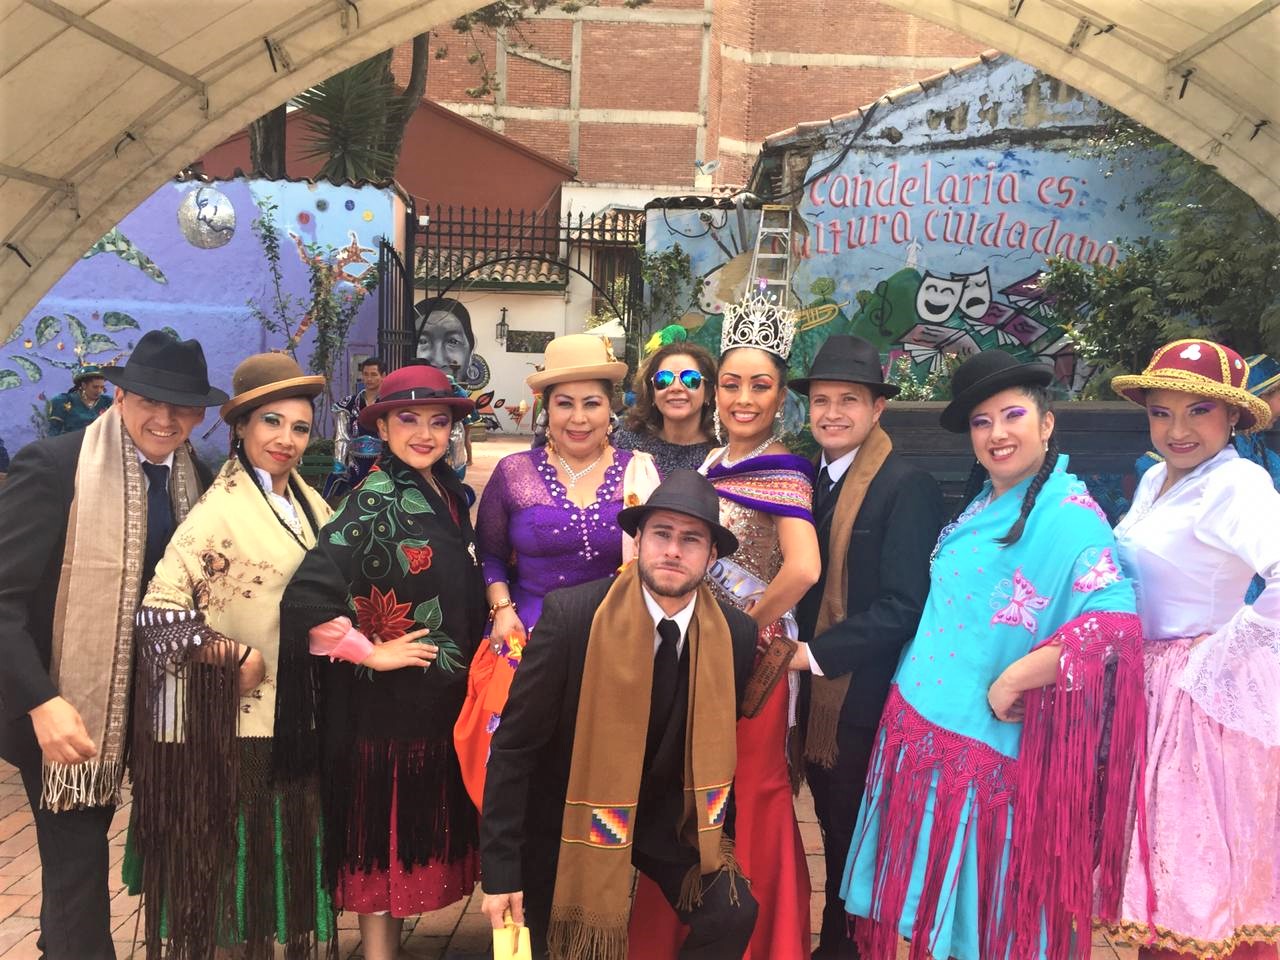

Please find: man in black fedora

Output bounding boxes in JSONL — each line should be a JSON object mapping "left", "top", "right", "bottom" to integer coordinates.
{"left": 480, "top": 470, "right": 760, "bottom": 959}
{"left": 0, "top": 329, "right": 225, "bottom": 959}
{"left": 790, "top": 335, "right": 944, "bottom": 959}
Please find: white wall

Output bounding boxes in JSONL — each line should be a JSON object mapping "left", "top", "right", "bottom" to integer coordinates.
{"left": 561, "top": 182, "right": 686, "bottom": 217}
{"left": 416, "top": 287, "right": 572, "bottom": 435}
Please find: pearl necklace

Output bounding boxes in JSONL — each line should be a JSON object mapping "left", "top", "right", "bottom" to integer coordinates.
{"left": 720, "top": 435, "right": 775, "bottom": 468}
{"left": 556, "top": 451, "right": 604, "bottom": 488}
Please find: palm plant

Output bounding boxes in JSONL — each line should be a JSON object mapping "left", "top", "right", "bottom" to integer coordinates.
{"left": 292, "top": 53, "right": 401, "bottom": 182}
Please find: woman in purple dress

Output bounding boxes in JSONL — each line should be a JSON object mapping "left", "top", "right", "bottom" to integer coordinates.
{"left": 454, "top": 335, "right": 657, "bottom": 806}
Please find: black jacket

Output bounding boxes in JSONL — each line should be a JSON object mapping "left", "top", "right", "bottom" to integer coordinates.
{"left": 480, "top": 574, "right": 758, "bottom": 895}
{"left": 795, "top": 450, "right": 944, "bottom": 729}
{"left": 0, "top": 431, "right": 211, "bottom": 765}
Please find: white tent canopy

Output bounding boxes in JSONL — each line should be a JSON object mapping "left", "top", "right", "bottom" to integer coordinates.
{"left": 0, "top": 0, "right": 476, "bottom": 335}
{"left": 1, "top": 1, "right": 1276, "bottom": 336}
{"left": 883, "top": 0, "right": 1279, "bottom": 214}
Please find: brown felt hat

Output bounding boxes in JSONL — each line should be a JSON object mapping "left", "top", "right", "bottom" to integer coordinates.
{"left": 220, "top": 353, "right": 326, "bottom": 424}
{"left": 526, "top": 334, "right": 627, "bottom": 392}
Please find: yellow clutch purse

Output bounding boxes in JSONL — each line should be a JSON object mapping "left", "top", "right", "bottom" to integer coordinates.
{"left": 492, "top": 910, "right": 532, "bottom": 960}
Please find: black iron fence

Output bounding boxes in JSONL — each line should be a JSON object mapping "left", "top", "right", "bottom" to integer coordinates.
{"left": 376, "top": 238, "right": 414, "bottom": 368}
{"left": 409, "top": 204, "right": 644, "bottom": 339}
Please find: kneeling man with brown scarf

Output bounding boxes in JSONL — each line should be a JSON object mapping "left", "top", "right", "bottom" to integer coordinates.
{"left": 481, "top": 469, "right": 760, "bottom": 959}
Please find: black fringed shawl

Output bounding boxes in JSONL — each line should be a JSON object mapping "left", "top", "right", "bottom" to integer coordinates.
{"left": 275, "top": 455, "right": 485, "bottom": 880}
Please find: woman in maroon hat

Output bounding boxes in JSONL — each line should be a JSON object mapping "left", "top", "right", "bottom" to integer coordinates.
{"left": 276, "top": 363, "right": 486, "bottom": 960}
{"left": 1109, "top": 339, "right": 1280, "bottom": 959}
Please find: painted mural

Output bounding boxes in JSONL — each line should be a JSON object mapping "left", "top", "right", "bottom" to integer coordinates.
{"left": 0, "top": 178, "right": 398, "bottom": 459}
{"left": 646, "top": 56, "right": 1156, "bottom": 396}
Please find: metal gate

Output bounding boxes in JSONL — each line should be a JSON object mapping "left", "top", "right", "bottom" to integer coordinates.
{"left": 376, "top": 237, "right": 414, "bottom": 368}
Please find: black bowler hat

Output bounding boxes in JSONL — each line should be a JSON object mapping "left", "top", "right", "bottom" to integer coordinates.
{"left": 789, "top": 335, "right": 899, "bottom": 399}
{"left": 618, "top": 469, "right": 739, "bottom": 557}
{"left": 940, "top": 350, "right": 1053, "bottom": 433}
{"left": 102, "top": 330, "right": 228, "bottom": 407}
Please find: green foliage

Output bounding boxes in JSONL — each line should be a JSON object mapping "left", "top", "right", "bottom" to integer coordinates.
{"left": 890, "top": 355, "right": 961, "bottom": 400}
{"left": 638, "top": 242, "right": 694, "bottom": 332}
{"left": 246, "top": 197, "right": 306, "bottom": 354}
{"left": 301, "top": 242, "right": 379, "bottom": 432}
{"left": 293, "top": 54, "right": 400, "bottom": 182}
{"left": 246, "top": 194, "right": 378, "bottom": 433}
{"left": 1040, "top": 117, "right": 1280, "bottom": 388}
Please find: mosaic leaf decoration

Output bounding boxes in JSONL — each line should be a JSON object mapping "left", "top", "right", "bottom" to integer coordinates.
{"left": 13, "top": 357, "right": 41, "bottom": 382}
{"left": 102, "top": 311, "right": 140, "bottom": 331}
{"left": 82, "top": 333, "right": 118, "bottom": 355}
{"left": 83, "top": 228, "right": 168, "bottom": 284}
{"left": 34, "top": 315, "right": 60, "bottom": 346}
{"left": 67, "top": 315, "right": 88, "bottom": 352}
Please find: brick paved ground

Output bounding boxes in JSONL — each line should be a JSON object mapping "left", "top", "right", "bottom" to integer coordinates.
{"left": 0, "top": 434, "right": 1136, "bottom": 958}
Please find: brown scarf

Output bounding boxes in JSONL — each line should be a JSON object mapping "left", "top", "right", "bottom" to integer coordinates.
{"left": 804, "top": 424, "right": 892, "bottom": 769}
{"left": 44, "top": 405, "right": 201, "bottom": 811}
{"left": 548, "top": 563, "right": 740, "bottom": 960}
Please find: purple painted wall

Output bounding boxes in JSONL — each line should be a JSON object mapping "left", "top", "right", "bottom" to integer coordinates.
{"left": 0, "top": 177, "right": 402, "bottom": 460}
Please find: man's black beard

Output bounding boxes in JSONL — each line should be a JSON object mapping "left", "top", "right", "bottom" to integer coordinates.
{"left": 638, "top": 561, "right": 703, "bottom": 601}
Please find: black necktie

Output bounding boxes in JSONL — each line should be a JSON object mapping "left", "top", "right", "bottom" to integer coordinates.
{"left": 651, "top": 618, "right": 681, "bottom": 728}
{"left": 141, "top": 461, "right": 173, "bottom": 582}
{"left": 815, "top": 465, "right": 834, "bottom": 516}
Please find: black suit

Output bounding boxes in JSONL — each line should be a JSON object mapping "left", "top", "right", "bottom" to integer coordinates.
{"left": 0, "top": 431, "right": 210, "bottom": 960}
{"left": 482, "top": 575, "right": 759, "bottom": 958}
{"left": 795, "top": 450, "right": 943, "bottom": 958}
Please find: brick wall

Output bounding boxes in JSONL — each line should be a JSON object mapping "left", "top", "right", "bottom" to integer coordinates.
{"left": 396, "top": 1, "right": 984, "bottom": 187}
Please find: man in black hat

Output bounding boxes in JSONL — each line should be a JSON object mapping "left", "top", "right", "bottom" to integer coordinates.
{"left": 480, "top": 470, "right": 760, "bottom": 959}
{"left": 0, "top": 329, "right": 225, "bottom": 959}
{"left": 790, "top": 335, "right": 944, "bottom": 959}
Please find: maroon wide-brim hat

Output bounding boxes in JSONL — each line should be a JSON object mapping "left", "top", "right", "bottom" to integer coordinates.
{"left": 1111, "top": 338, "right": 1272, "bottom": 433}
{"left": 358, "top": 364, "right": 474, "bottom": 431}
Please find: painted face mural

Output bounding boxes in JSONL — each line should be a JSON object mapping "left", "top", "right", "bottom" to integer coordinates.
{"left": 956, "top": 267, "right": 992, "bottom": 320}
{"left": 915, "top": 272, "right": 964, "bottom": 323}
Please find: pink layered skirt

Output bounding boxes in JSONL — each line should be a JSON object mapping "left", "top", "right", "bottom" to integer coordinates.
{"left": 1111, "top": 637, "right": 1280, "bottom": 957}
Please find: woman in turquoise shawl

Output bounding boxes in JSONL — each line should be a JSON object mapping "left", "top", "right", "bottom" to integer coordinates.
{"left": 841, "top": 352, "right": 1148, "bottom": 960}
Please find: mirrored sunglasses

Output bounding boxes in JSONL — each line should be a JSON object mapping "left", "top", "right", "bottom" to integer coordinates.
{"left": 652, "top": 369, "right": 704, "bottom": 391}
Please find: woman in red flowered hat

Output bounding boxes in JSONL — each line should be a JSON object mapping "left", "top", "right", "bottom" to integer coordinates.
{"left": 276, "top": 363, "right": 486, "bottom": 960}
{"left": 1109, "top": 339, "right": 1280, "bottom": 959}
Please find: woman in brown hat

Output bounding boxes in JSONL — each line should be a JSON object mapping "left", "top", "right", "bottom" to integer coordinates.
{"left": 1109, "top": 339, "right": 1280, "bottom": 959}
{"left": 126, "top": 352, "right": 340, "bottom": 958}
{"left": 456, "top": 334, "right": 659, "bottom": 807}
{"left": 276, "top": 363, "right": 486, "bottom": 960}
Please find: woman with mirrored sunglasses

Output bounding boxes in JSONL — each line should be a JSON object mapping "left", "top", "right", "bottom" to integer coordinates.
{"left": 614, "top": 341, "right": 716, "bottom": 476}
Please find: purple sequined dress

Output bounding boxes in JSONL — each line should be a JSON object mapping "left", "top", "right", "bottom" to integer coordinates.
{"left": 475, "top": 447, "right": 635, "bottom": 629}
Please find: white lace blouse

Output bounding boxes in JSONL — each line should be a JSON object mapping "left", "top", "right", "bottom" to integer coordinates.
{"left": 1114, "top": 446, "right": 1280, "bottom": 745}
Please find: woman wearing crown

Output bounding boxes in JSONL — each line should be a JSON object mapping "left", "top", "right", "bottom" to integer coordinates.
{"left": 629, "top": 290, "right": 819, "bottom": 958}
{"left": 840, "top": 351, "right": 1147, "bottom": 960}
{"left": 1107, "top": 340, "right": 1280, "bottom": 959}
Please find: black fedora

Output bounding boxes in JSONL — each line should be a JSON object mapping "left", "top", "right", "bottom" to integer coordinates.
{"left": 789, "top": 335, "right": 899, "bottom": 399}
{"left": 102, "top": 330, "right": 228, "bottom": 407}
{"left": 940, "top": 350, "right": 1053, "bottom": 433}
{"left": 618, "top": 469, "right": 739, "bottom": 557}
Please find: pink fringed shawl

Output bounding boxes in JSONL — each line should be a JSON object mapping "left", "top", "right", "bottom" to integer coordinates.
{"left": 853, "top": 611, "right": 1149, "bottom": 960}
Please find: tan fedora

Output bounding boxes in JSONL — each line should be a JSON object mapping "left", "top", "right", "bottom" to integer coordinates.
{"left": 526, "top": 334, "right": 627, "bottom": 392}
{"left": 220, "top": 352, "right": 326, "bottom": 423}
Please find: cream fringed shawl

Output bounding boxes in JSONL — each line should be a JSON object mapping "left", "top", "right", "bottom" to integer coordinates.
{"left": 43, "top": 405, "right": 201, "bottom": 811}
{"left": 133, "top": 456, "right": 332, "bottom": 958}
{"left": 141, "top": 456, "right": 330, "bottom": 737}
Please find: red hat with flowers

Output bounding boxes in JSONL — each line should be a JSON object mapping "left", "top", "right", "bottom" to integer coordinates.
{"left": 358, "top": 363, "right": 474, "bottom": 431}
{"left": 1111, "top": 338, "right": 1272, "bottom": 433}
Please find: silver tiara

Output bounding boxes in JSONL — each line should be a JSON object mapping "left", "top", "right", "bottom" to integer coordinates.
{"left": 720, "top": 290, "right": 797, "bottom": 360}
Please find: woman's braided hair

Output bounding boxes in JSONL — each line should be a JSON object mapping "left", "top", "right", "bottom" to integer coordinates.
{"left": 953, "top": 384, "right": 1058, "bottom": 547}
